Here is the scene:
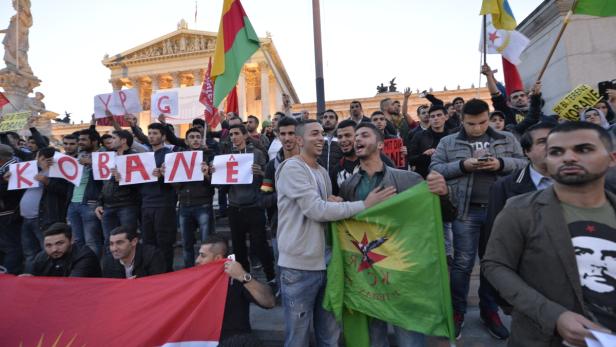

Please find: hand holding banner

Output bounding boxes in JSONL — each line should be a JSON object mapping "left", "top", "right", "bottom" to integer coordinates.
{"left": 116, "top": 152, "right": 158, "bottom": 185}
{"left": 211, "top": 154, "right": 254, "bottom": 185}
{"left": 91, "top": 152, "right": 116, "bottom": 180}
{"left": 164, "top": 151, "right": 204, "bottom": 183}
{"left": 48, "top": 153, "right": 84, "bottom": 186}
{"left": 8, "top": 161, "right": 39, "bottom": 190}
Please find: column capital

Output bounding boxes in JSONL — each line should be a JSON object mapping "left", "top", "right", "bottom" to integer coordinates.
{"left": 169, "top": 72, "right": 181, "bottom": 88}
{"left": 109, "top": 78, "right": 124, "bottom": 91}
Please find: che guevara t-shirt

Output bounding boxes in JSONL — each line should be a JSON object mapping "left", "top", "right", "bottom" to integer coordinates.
{"left": 562, "top": 202, "right": 616, "bottom": 331}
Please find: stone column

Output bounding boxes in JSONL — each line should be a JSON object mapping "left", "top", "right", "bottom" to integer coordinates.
{"left": 193, "top": 69, "right": 204, "bottom": 86}
{"left": 238, "top": 69, "right": 247, "bottom": 117}
{"left": 170, "top": 72, "right": 181, "bottom": 88}
{"left": 110, "top": 78, "right": 124, "bottom": 91}
{"left": 129, "top": 77, "right": 144, "bottom": 111}
{"left": 259, "top": 62, "right": 270, "bottom": 119}
{"left": 150, "top": 74, "right": 161, "bottom": 90}
{"left": 273, "top": 79, "right": 282, "bottom": 112}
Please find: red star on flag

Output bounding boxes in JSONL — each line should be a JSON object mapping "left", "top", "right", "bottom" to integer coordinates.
{"left": 350, "top": 232, "right": 388, "bottom": 272}
{"left": 585, "top": 225, "right": 596, "bottom": 233}
{"left": 488, "top": 31, "right": 500, "bottom": 45}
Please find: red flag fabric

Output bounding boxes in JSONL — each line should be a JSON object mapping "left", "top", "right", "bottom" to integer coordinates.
{"left": 502, "top": 56, "right": 524, "bottom": 96}
{"left": 200, "top": 57, "right": 220, "bottom": 129}
{"left": 96, "top": 116, "right": 130, "bottom": 127}
{"left": 0, "top": 92, "right": 10, "bottom": 109}
{"left": 0, "top": 261, "right": 229, "bottom": 347}
{"left": 225, "top": 86, "right": 239, "bottom": 115}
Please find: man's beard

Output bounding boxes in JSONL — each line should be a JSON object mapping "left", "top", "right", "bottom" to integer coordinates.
{"left": 342, "top": 147, "right": 355, "bottom": 157}
{"left": 552, "top": 165, "right": 607, "bottom": 186}
{"left": 512, "top": 104, "right": 529, "bottom": 112}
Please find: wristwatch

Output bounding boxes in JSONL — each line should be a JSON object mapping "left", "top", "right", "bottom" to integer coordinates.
{"left": 241, "top": 273, "right": 252, "bottom": 284}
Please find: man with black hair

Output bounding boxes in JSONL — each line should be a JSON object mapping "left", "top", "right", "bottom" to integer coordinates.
{"left": 102, "top": 226, "right": 165, "bottom": 278}
{"left": 195, "top": 234, "right": 275, "bottom": 343}
{"left": 138, "top": 122, "right": 177, "bottom": 272}
{"left": 330, "top": 119, "right": 396, "bottom": 195}
{"left": 349, "top": 100, "right": 370, "bottom": 124}
{"left": 430, "top": 98, "right": 527, "bottom": 339}
{"left": 246, "top": 115, "right": 270, "bottom": 150}
{"left": 0, "top": 144, "right": 24, "bottom": 274}
{"left": 483, "top": 121, "right": 616, "bottom": 346}
{"left": 30, "top": 223, "right": 101, "bottom": 277}
{"left": 260, "top": 116, "right": 299, "bottom": 271}
{"left": 267, "top": 112, "right": 286, "bottom": 160}
{"left": 339, "top": 122, "right": 453, "bottom": 347}
{"left": 409, "top": 104, "right": 453, "bottom": 178}
{"left": 380, "top": 98, "right": 409, "bottom": 139}
{"left": 62, "top": 134, "right": 79, "bottom": 158}
{"left": 408, "top": 105, "right": 431, "bottom": 142}
{"left": 160, "top": 127, "right": 215, "bottom": 268}
{"left": 371, "top": 111, "right": 408, "bottom": 169}
{"left": 226, "top": 124, "right": 275, "bottom": 283}
{"left": 100, "top": 134, "right": 113, "bottom": 151}
{"left": 318, "top": 109, "right": 343, "bottom": 174}
{"left": 95, "top": 130, "right": 140, "bottom": 253}
{"left": 68, "top": 129, "right": 104, "bottom": 258}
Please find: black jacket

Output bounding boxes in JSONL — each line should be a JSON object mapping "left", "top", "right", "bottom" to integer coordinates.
{"left": 67, "top": 159, "right": 103, "bottom": 204}
{"left": 0, "top": 158, "right": 24, "bottom": 214}
{"left": 38, "top": 177, "right": 72, "bottom": 232}
{"left": 408, "top": 128, "right": 451, "bottom": 178}
{"left": 176, "top": 149, "right": 215, "bottom": 207}
{"left": 318, "top": 135, "right": 343, "bottom": 174}
{"left": 32, "top": 244, "right": 101, "bottom": 277}
{"left": 102, "top": 244, "right": 167, "bottom": 278}
{"left": 139, "top": 147, "right": 176, "bottom": 208}
{"left": 97, "top": 150, "right": 141, "bottom": 209}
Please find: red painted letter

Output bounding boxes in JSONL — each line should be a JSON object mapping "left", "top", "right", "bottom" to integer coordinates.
{"left": 169, "top": 152, "right": 197, "bottom": 182}
{"left": 98, "top": 153, "right": 111, "bottom": 179}
{"left": 58, "top": 157, "right": 78, "bottom": 181}
{"left": 16, "top": 162, "right": 33, "bottom": 189}
{"left": 125, "top": 155, "right": 149, "bottom": 183}
{"left": 157, "top": 95, "right": 171, "bottom": 114}
{"left": 226, "top": 161, "right": 238, "bottom": 183}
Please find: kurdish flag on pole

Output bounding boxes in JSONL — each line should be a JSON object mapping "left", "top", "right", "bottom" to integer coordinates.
{"left": 574, "top": 0, "right": 616, "bottom": 17}
{"left": 212, "top": 0, "right": 260, "bottom": 107}
{"left": 323, "top": 182, "right": 455, "bottom": 347}
{"left": 480, "top": 0, "right": 517, "bottom": 30}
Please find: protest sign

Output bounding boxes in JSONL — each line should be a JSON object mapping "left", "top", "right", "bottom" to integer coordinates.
{"left": 164, "top": 151, "right": 204, "bottom": 183}
{"left": 116, "top": 152, "right": 157, "bottom": 186}
{"left": 150, "top": 86, "right": 202, "bottom": 124}
{"left": 48, "top": 152, "right": 84, "bottom": 186}
{"left": 383, "top": 138, "right": 405, "bottom": 168}
{"left": 91, "top": 152, "right": 116, "bottom": 180}
{"left": 0, "top": 111, "right": 30, "bottom": 132}
{"left": 93, "top": 89, "right": 142, "bottom": 118}
{"left": 8, "top": 161, "right": 39, "bottom": 190}
{"left": 211, "top": 154, "right": 253, "bottom": 185}
{"left": 552, "top": 84, "right": 602, "bottom": 121}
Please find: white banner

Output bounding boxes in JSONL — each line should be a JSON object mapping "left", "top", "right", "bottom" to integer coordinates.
{"left": 116, "top": 152, "right": 157, "bottom": 186}
{"left": 8, "top": 161, "right": 39, "bottom": 190}
{"left": 49, "top": 153, "right": 84, "bottom": 186}
{"left": 91, "top": 152, "right": 116, "bottom": 180}
{"left": 164, "top": 151, "right": 204, "bottom": 183}
{"left": 150, "top": 86, "right": 202, "bottom": 124}
{"left": 94, "top": 89, "right": 142, "bottom": 118}
{"left": 211, "top": 154, "right": 253, "bottom": 185}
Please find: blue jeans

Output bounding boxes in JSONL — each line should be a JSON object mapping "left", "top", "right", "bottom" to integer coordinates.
{"left": 21, "top": 217, "right": 42, "bottom": 273}
{"left": 101, "top": 205, "right": 139, "bottom": 254}
{"left": 179, "top": 205, "right": 210, "bottom": 268}
{"left": 369, "top": 319, "right": 426, "bottom": 347}
{"left": 0, "top": 212, "right": 23, "bottom": 274}
{"left": 68, "top": 202, "right": 103, "bottom": 258}
{"left": 280, "top": 267, "right": 339, "bottom": 347}
{"left": 451, "top": 206, "right": 498, "bottom": 314}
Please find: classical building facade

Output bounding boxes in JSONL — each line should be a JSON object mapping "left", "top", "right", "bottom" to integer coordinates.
{"left": 100, "top": 20, "right": 299, "bottom": 132}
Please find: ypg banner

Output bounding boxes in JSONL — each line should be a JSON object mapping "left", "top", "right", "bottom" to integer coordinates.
{"left": 323, "top": 182, "right": 455, "bottom": 346}
{"left": 0, "top": 261, "right": 229, "bottom": 347}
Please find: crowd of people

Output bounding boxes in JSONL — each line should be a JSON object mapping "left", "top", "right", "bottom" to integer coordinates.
{"left": 1, "top": 63, "right": 616, "bottom": 347}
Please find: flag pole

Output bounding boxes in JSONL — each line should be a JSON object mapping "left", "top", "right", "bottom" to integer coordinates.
{"left": 536, "top": 0, "right": 578, "bottom": 81}
{"left": 312, "top": 0, "right": 326, "bottom": 121}
{"left": 482, "top": 15, "right": 487, "bottom": 65}
{"left": 16, "top": 0, "right": 19, "bottom": 72}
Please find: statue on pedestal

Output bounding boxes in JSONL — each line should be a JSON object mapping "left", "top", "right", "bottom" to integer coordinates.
{"left": 388, "top": 77, "right": 397, "bottom": 92}
{"left": 24, "top": 91, "right": 46, "bottom": 115}
{"left": 0, "top": 0, "right": 33, "bottom": 75}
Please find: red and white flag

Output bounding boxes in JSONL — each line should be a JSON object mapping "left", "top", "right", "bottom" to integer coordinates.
{"left": 0, "top": 261, "right": 229, "bottom": 347}
{"left": 479, "top": 14, "right": 529, "bottom": 65}
{"left": 200, "top": 57, "right": 220, "bottom": 129}
{"left": 0, "top": 92, "right": 10, "bottom": 109}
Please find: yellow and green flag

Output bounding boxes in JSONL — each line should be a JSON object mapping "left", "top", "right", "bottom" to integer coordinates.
{"left": 480, "top": 0, "right": 517, "bottom": 30}
{"left": 323, "top": 182, "right": 455, "bottom": 346}
{"left": 212, "top": 0, "right": 260, "bottom": 107}
{"left": 574, "top": 0, "right": 616, "bottom": 17}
